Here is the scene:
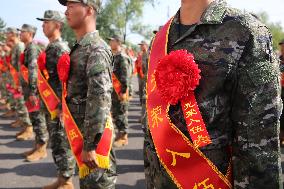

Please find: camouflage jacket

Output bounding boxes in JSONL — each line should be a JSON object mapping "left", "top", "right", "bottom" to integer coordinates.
{"left": 112, "top": 52, "right": 130, "bottom": 94}
{"left": 144, "top": 0, "right": 282, "bottom": 188}
{"left": 21, "top": 42, "right": 41, "bottom": 96}
{"left": 280, "top": 55, "right": 284, "bottom": 72}
{"left": 67, "top": 31, "right": 113, "bottom": 151}
{"left": 45, "top": 38, "right": 69, "bottom": 98}
{"left": 11, "top": 42, "right": 24, "bottom": 71}
{"left": 141, "top": 51, "right": 148, "bottom": 76}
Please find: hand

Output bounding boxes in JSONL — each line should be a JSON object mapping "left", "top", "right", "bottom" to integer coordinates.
{"left": 81, "top": 150, "right": 99, "bottom": 169}
{"left": 29, "top": 95, "right": 38, "bottom": 106}
{"left": 120, "top": 93, "right": 128, "bottom": 102}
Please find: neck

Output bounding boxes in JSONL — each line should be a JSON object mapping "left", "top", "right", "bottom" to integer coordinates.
{"left": 74, "top": 19, "right": 96, "bottom": 41}
{"left": 180, "top": 0, "right": 214, "bottom": 25}
{"left": 48, "top": 32, "right": 61, "bottom": 43}
{"left": 112, "top": 46, "right": 121, "bottom": 55}
{"left": 24, "top": 38, "right": 33, "bottom": 46}
{"left": 12, "top": 38, "right": 19, "bottom": 46}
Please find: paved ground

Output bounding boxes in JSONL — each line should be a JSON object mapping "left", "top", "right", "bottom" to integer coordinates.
{"left": 0, "top": 77, "right": 284, "bottom": 189}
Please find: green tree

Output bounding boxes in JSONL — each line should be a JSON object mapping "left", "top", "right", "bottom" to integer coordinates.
{"left": 257, "top": 12, "right": 284, "bottom": 50}
{"left": 0, "top": 17, "right": 6, "bottom": 42}
{"left": 97, "top": 0, "right": 156, "bottom": 42}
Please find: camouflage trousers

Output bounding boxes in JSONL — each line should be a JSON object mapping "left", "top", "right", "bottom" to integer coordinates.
{"left": 144, "top": 139, "right": 177, "bottom": 189}
{"left": 16, "top": 96, "right": 32, "bottom": 125}
{"left": 128, "top": 76, "right": 133, "bottom": 97}
{"left": 21, "top": 80, "right": 48, "bottom": 144}
{"left": 15, "top": 88, "right": 32, "bottom": 125}
{"left": 111, "top": 93, "right": 129, "bottom": 134}
{"left": 29, "top": 110, "right": 48, "bottom": 144}
{"left": 79, "top": 150, "right": 117, "bottom": 189}
{"left": 68, "top": 106, "right": 117, "bottom": 188}
{"left": 0, "top": 75, "right": 8, "bottom": 100}
{"left": 42, "top": 103, "right": 76, "bottom": 178}
{"left": 138, "top": 75, "right": 143, "bottom": 104}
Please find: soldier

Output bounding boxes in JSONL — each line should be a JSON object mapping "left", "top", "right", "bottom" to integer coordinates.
{"left": 135, "top": 40, "right": 148, "bottom": 105}
{"left": 143, "top": 0, "right": 282, "bottom": 189}
{"left": 0, "top": 43, "right": 6, "bottom": 103}
{"left": 5, "top": 27, "right": 32, "bottom": 129}
{"left": 36, "top": 10, "right": 76, "bottom": 188}
{"left": 17, "top": 24, "right": 48, "bottom": 162}
{"left": 107, "top": 35, "right": 130, "bottom": 147}
{"left": 58, "top": 0, "right": 117, "bottom": 188}
{"left": 279, "top": 39, "right": 284, "bottom": 146}
{"left": 122, "top": 45, "right": 134, "bottom": 99}
{"left": 1, "top": 40, "right": 17, "bottom": 118}
{"left": 0, "top": 43, "right": 11, "bottom": 110}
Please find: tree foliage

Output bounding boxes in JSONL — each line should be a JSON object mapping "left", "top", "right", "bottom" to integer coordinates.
{"left": 97, "top": 0, "right": 156, "bottom": 42}
{"left": 0, "top": 17, "right": 6, "bottom": 43}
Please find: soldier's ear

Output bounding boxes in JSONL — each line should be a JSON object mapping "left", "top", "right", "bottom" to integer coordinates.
{"left": 86, "top": 5, "right": 95, "bottom": 16}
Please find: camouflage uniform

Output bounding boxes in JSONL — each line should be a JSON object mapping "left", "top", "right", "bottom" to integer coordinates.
{"left": 0, "top": 51, "right": 9, "bottom": 101}
{"left": 10, "top": 40, "right": 32, "bottom": 126}
{"left": 5, "top": 51, "right": 17, "bottom": 112}
{"left": 143, "top": 1, "right": 283, "bottom": 189}
{"left": 43, "top": 38, "right": 76, "bottom": 177}
{"left": 279, "top": 39, "right": 284, "bottom": 137}
{"left": 111, "top": 52, "right": 130, "bottom": 134}
{"left": 141, "top": 50, "right": 149, "bottom": 127}
{"left": 20, "top": 25, "right": 48, "bottom": 144}
{"left": 67, "top": 31, "right": 117, "bottom": 189}
{"left": 137, "top": 50, "right": 147, "bottom": 104}
{"left": 36, "top": 10, "right": 76, "bottom": 179}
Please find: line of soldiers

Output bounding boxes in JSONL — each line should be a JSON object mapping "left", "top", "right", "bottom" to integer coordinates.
{"left": 2, "top": 0, "right": 283, "bottom": 189}
{"left": 0, "top": 0, "right": 146, "bottom": 188}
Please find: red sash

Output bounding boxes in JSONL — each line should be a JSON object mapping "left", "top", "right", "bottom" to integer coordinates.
{"left": 25, "top": 98, "right": 40, "bottom": 113}
{"left": 19, "top": 53, "right": 28, "bottom": 83}
{"left": 146, "top": 18, "right": 232, "bottom": 189}
{"left": 38, "top": 70, "right": 60, "bottom": 119}
{"left": 112, "top": 73, "right": 128, "bottom": 100}
{"left": 58, "top": 53, "right": 114, "bottom": 179}
{"left": 20, "top": 64, "right": 29, "bottom": 83}
{"left": 7, "top": 62, "right": 19, "bottom": 88}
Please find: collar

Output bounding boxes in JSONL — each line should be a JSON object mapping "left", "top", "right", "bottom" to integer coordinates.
{"left": 77, "top": 30, "right": 99, "bottom": 46}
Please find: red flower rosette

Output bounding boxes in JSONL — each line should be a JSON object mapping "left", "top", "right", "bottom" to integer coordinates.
{"left": 37, "top": 52, "right": 46, "bottom": 71}
{"left": 154, "top": 50, "right": 201, "bottom": 105}
{"left": 57, "top": 53, "right": 71, "bottom": 82}
{"left": 20, "top": 53, "right": 25, "bottom": 65}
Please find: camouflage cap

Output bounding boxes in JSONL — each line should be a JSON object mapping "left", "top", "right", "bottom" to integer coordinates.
{"left": 58, "top": 0, "right": 101, "bottom": 12}
{"left": 138, "top": 40, "right": 148, "bottom": 46}
{"left": 5, "top": 27, "right": 18, "bottom": 34}
{"left": 107, "top": 35, "right": 122, "bottom": 42}
{"left": 36, "top": 10, "right": 65, "bottom": 23}
{"left": 153, "top": 26, "right": 163, "bottom": 34}
{"left": 279, "top": 39, "right": 284, "bottom": 45}
{"left": 17, "top": 24, "right": 37, "bottom": 33}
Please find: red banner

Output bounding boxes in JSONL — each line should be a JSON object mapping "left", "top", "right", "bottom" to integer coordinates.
{"left": 146, "top": 18, "right": 232, "bottom": 189}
